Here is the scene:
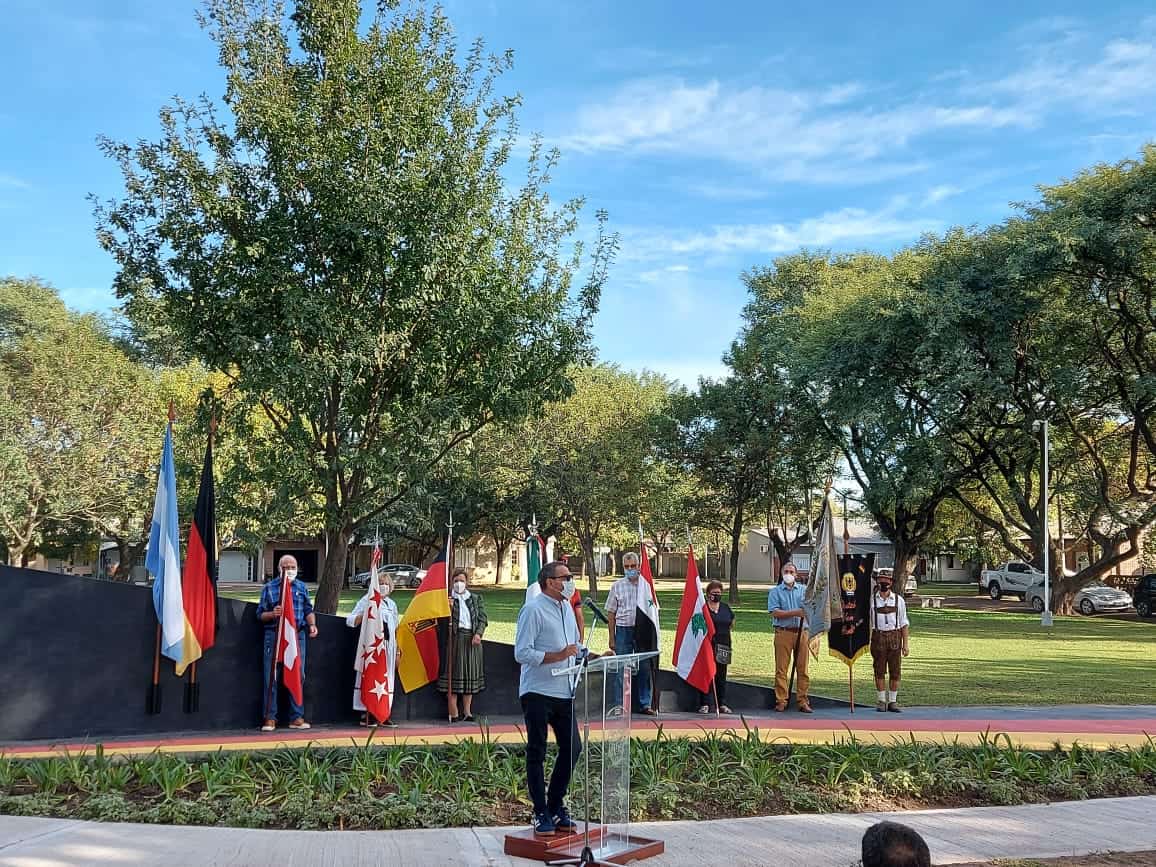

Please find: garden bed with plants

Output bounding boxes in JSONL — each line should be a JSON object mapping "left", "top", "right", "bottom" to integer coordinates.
{"left": 2, "top": 729, "right": 1154, "bottom": 830}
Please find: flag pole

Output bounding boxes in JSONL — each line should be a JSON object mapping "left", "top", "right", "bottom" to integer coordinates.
{"left": 841, "top": 490, "right": 854, "bottom": 715}
{"left": 265, "top": 573, "right": 289, "bottom": 726}
{"left": 146, "top": 404, "right": 176, "bottom": 715}
{"left": 444, "top": 510, "right": 456, "bottom": 724}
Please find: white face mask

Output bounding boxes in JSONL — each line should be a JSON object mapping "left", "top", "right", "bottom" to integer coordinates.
{"left": 284, "top": 568, "right": 298, "bottom": 581}
{"left": 562, "top": 578, "right": 576, "bottom": 599}
{"left": 783, "top": 573, "right": 796, "bottom": 586}
{"left": 453, "top": 580, "right": 467, "bottom": 595}
{"left": 380, "top": 583, "right": 392, "bottom": 596}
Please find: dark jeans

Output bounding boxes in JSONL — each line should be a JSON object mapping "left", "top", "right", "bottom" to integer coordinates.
{"left": 262, "top": 628, "right": 306, "bottom": 721}
{"left": 522, "top": 692, "right": 582, "bottom": 816}
{"left": 611, "top": 625, "right": 653, "bottom": 709}
{"left": 699, "top": 662, "right": 728, "bottom": 707}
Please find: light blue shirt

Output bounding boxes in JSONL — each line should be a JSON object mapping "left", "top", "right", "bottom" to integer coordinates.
{"left": 768, "top": 582, "right": 807, "bottom": 629}
{"left": 515, "top": 591, "right": 582, "bottom": 699}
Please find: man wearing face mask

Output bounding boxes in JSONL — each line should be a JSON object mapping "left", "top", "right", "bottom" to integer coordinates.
{"left": 438, "top": 567, "right": 488, "bottom": 722}
{"left": 347, "top": 572, "right": 400, "bottom": 727}
{"left": 870, "top": 571, "right": 910, "bottom": 712}
{"left": 605, "top": 551, "right": 657, "bottom": 716}
{"left": 256, "top": 555, "right": 318, "bottom": 731}
{"left": 514, "top": 561, "right": 592, "bottom": 837}
{"left": 767, "top": 562, "right": 812, "bottom": 713}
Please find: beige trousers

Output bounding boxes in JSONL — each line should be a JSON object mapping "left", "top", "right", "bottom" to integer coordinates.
{"left": 773, "top": 627, "right": 810, "bottom": 704}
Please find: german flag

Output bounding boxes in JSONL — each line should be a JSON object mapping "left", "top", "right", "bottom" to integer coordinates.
{"left": 176, "top": 432, "right": 218, "bottom": 675}
{"left": 397, "top": 546, "right": 451, "bottom": 693}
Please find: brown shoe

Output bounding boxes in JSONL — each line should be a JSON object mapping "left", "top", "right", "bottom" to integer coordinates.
{"left": 774, "top": 702, "right": 787, "bottom": 712}
{"left": 798, "top": 703, "right": 813, "bottom": 714}
{"left": 887, "top": 702, "right": 901, "bottom": 713}
{"left": 876, "top": 701, "right": 887, "bottom": 712}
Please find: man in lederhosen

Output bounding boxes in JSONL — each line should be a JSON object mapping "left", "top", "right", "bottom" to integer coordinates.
{"left": 871, "top": 571, "right": 909, "bottom": 713}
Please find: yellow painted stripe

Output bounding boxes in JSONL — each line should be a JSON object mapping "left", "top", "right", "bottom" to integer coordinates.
{"left": 4, "top": 727, "right": 1150, "bottom": 759}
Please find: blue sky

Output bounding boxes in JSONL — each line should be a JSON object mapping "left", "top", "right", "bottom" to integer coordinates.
{"left": 2, "top": 1, "right": 1154, "bottom": 385}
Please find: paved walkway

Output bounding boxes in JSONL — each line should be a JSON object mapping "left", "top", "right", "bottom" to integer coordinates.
{"left": 3, "top": 704, "right": 1153, "bottom": 758}
{"left": 1, "top": 796, "right": 1153, "bottom": 866}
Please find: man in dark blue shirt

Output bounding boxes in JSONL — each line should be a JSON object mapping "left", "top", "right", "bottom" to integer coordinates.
{"left": 256, "top": 554, "right": 318, "bottom": 730}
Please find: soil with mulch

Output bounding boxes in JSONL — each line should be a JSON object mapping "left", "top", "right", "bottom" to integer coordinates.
{"left": 954, "top": 853, "right": 1156, "bottom": 866}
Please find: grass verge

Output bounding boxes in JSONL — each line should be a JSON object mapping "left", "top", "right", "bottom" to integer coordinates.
{"left": 2, "top": 730, "right": 1154, "bottom": 830}
{"left": 222, "top": 583, "right": 1156, "bottom": 707}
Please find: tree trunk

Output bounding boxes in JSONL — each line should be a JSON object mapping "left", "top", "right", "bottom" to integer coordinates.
{"left": 316, "top": 525, "right": 352, "bottom": 614}
{"left": 493, "top": 534, "right": 510, "bottom": 584}
{"left": 579, "top": 532, "right": 598, "bottom": 596}
{"left": 727, "top": 505, "right": 744, "bottom": 604}
{"left": 892, "top": 536, "right": 916, "bottom": 584}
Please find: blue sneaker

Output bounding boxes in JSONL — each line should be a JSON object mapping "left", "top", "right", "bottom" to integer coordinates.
{"left": 533, "top": 811, "right": 556, "bottom": 836}
{"left": 552, "top": 805, "right": 577, "bottom": 832}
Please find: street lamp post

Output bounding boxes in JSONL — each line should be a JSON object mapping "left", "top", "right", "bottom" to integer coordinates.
{"left": 1034, "top": 419, "right": 1053, "bottom": 627}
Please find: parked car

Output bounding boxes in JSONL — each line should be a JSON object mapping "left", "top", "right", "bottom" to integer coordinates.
{"left": 351, "top": 563, "right": 427, "bottom": 589}
{"left": 1027, "top": 580, "right": 1133, "bottom": 615}
{"left": 979, "top": 562, "right": 1044, "bottom": 600}
{"left": 1131, "top": 574, "right": 1156, "bottom": 619}
{"left": 873, "top": 567, "right": 918, "bottom": 599}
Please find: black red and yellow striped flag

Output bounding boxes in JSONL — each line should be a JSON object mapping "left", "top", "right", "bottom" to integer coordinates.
{"left": 176, "top": 431, "right": 218, "bottom": 675}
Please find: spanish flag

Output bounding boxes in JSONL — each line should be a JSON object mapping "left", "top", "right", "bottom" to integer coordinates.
{"left": 175, "top": 432, "right": 218, "bottom": 675}
{"left": 397, "top": 546, "right": 451, "bottom": 692}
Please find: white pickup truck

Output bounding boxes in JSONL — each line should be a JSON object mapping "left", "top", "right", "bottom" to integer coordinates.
{"left": 978, "top": 562, "right": 1045, "bottom": 600}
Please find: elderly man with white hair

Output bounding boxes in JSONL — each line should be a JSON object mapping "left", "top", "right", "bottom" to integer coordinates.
{"left": 605, "top": 550, "right": 657, "bottom": 716}
{"left": 256, "top": 554, "right": 318, "bottom": 731}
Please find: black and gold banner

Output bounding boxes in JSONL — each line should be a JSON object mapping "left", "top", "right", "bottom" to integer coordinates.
{"left": 827, "top": 553, "right": 875, "bottom": 666}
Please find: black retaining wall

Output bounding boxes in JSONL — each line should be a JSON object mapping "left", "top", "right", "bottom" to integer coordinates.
{"left": 0, "top": 566, "right": 829, "bottom": 742}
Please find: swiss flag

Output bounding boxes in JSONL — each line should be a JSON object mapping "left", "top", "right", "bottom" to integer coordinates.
{"left": 277, "top": 577, "right": 303, "bottom": 706}
{"left": 357, "top": 546, "right": 392, "bottom": 724}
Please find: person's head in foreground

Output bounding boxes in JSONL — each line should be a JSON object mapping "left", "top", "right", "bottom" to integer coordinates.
{"left": 861, "top": 821, "right": 930, "bottom": 867}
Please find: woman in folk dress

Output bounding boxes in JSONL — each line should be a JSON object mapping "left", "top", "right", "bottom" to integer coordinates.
{"left": 438, "top": 567, "right": 488, "bottom": 722}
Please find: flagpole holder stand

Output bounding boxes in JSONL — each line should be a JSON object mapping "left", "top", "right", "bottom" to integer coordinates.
{"left": 503, "top": 651, "right": 663, "bottom": 866}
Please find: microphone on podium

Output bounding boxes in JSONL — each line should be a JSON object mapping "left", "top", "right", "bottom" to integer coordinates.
{"left": 583, "top": 596, "right": 610, "bottom": 625}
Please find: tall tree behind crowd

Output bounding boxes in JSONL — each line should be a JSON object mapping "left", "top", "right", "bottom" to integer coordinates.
{"left": 94, "top": 0, "right": 614, "bottom": 612}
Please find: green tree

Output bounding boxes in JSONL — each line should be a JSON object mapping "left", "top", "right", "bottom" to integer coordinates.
{"left": 94, "top": 0, "right": 613, "bottom": 612}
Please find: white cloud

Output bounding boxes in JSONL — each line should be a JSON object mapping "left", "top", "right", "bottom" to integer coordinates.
{"left": 622, "top": 204, "right": 940, "bottom": 261}
{"left": 0, "top": 174, "right": 30, "bottom": 190}
{"left": 549, "top": 23, "right": 1156, "bottom": 186}
{"left": 923, "top": 184, "right": 963, "bottom": 206}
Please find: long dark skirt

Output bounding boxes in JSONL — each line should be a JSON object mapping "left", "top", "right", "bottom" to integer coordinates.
{"left": 438, "top": 628, "right": 486, "bottom": 694}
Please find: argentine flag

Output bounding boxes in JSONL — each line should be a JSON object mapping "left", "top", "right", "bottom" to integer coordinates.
{"left": 148, "top": 422, "right": 186, "bottom": 665}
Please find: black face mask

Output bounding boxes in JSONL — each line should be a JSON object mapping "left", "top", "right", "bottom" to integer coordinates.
{"left": 709, "top": 594, "right": 721, "bottom": 602}
{"left": 878, "top": 584, "right": 892, "bottom": 593}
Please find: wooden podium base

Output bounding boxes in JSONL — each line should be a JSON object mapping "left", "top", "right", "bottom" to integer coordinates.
{"left": 503, "top": 826, "right": 664, "bottom": 864}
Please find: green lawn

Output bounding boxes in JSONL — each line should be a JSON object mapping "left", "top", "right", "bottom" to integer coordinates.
{"left": 222, "top": 582, "right": 1156, "bottom": 707}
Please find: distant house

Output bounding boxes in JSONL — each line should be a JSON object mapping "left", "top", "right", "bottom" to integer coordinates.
{"left": 737, "top": 523, "right": 895, "bottom": 584}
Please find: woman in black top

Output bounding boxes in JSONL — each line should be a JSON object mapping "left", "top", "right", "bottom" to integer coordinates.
{"left": 699, "top": 579, "right": 735, "bottom": 714}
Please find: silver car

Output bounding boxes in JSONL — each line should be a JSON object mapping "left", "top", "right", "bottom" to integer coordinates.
{"left": 1027, "top": 580, "right": 1132, "bottom": 615}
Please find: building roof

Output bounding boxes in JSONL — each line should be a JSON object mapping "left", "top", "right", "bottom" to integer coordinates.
{"left": 749, "top": 523, "right": 889, "bottom": 546}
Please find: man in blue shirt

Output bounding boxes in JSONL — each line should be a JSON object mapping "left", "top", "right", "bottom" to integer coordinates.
{"left": 256, "top": 554, "right": 318, "bottom": 731}
{"left": 767, "top": 562, "right": 812, "bottom": 713}
{"left": 514, "top": 560, "right": 589, "bottom": 838}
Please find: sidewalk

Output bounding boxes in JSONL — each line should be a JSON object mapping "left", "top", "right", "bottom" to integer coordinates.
{"left": 1, "top": 796, "right": 1153, "bottom": 866}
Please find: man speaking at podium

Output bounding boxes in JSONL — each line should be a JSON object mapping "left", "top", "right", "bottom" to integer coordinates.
{"left": 515, "top": 560, "right": 608, "bottom": 837}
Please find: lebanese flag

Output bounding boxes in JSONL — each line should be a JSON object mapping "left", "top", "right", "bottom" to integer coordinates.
{"left": 277, "top": 577, "right": 303, "bottom": 705}
{"left": 356, "top": 546, "right": 392, "bottom": 723}
{"left": 673, "top": 545, "right": 716, "bottom": 693}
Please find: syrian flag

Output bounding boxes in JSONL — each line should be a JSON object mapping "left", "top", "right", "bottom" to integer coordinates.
{"left": 633, "top": 540, "right": 661, "bottom": 654}
{"left": 356, "top": 545, "right": 393, "bottom": 723}
{"left": 277, "top": 576, "right": 303, "bottom": 706}
{"left": 673, "top": 544, "right": 716, "bottom": 693}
